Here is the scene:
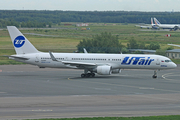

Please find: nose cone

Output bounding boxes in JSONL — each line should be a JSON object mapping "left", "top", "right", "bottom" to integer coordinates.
{"left": 172, "top": 62, "right": 177, "bottom": 68}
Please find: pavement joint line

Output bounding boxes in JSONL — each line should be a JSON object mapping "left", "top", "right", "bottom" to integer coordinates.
{"left": 71, "top": 78, "right": 180, "bottom": 93}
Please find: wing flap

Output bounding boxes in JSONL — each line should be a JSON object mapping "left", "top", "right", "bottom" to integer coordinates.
{"left": 62, "top": 61, "right": 96, "bottom": 66}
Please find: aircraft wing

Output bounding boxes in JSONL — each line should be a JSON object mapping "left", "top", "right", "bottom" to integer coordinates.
{"left": 49, "top": 51, "right": 97, "bottom": 68}
{"left": 62, "top": 61, "right": 96, "bottom": 68}
{"left": 168, "top": 44, "right": 180, "bottom": 47}
{"left": 62, "top": 61, "right": 95, "bottom": 66}
{"left": 3, "top": 55, "right": 29, "bottom": 60}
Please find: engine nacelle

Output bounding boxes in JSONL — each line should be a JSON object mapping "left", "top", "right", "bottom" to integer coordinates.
{"left": 96, "top": 65, "right": 112, "bottom": 75}
{"left": 112, "top": 69, "right": 121, "bottom": 74}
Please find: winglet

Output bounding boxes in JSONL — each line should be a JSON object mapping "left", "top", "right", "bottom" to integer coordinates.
{"left": 49, "top": 51, "right": 57, "bottom": 61}
{"left": 83, "top": 48, "right": 88, "bottom": 53}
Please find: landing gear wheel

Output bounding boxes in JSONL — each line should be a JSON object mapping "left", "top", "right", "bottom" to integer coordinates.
{"left": 152, "top": 70, "right": 157, "bottom": 79}
{"left": 86, "top": 73, "right": 91, "bottom": 78}
{"left": 81, "top": 74, "right": 86, "bottom": 78}
{"left": 81, "top": 73, "right": 95, "bottom": 78}
{"left": 91, "top": 73, "right": 95, "bottom": 77}
{"left": 152, "top": 75, "right": 157, "bottom": 78}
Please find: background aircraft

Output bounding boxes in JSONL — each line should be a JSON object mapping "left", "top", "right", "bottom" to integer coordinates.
{"left": 136, "top": 18, "right": 159, "bottom": 29}
{"left": 6, "top": 26, "right": 176, "bottom": 78}
{"left": 154, "top": 18, "right": 180, "bottom": 31}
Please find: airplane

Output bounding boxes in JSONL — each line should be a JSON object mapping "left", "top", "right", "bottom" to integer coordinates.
{"left": 136, "top": 18, "right": 159, "bottom": 29}
{"left": 5, "top": 26, "right": 177, "bottom": 78}
{"left": 154, "top": 18, "right": 180, "bottom": 31}
{"left": 150, "top": 17, "right": 159, "bottom": 29}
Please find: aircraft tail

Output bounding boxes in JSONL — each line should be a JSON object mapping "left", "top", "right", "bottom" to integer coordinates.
{"left": 151, "top": 18, "right": 154, "bottom": 25}
{"left": 154, "top": 18, "right": 161, "bottom": 25}
{"left": 7, "top": 26, "right": 39, "bottom": 54}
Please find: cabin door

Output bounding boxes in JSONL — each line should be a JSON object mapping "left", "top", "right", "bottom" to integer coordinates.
{"left": 156, "top": 58, "right": 160, "bottom": 65}
{"left": 35, "top": 55, "right": 39, "bottom": 63}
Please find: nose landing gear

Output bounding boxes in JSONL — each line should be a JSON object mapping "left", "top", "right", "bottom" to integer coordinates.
{"left": 152, "top": 70, "right": 157, "bottom": 78}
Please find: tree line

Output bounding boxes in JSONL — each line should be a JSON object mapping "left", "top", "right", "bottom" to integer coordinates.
{"left": 77, "top": 32, "right": 122, "bottom": 53}
{"left": 0, "top": 19, "right": 49, "bottom": 28}
{"left": 1, "top": 10, "right": 180, "bottom": 28}
{"left": 77, "top": 32, "right": 171, "bottom": 56}
{"left": 127, "top": 37, "right": 160, "bottom": 50}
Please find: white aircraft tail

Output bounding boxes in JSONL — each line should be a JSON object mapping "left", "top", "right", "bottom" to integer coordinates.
{"left": 151, "top": 18, "right": 154, "bottom": 25}
{"left": 7, "top": 26, "right": 39, "bottom": 54}
{"left": 154, "top": 18, "right": 161, "bottom": 25}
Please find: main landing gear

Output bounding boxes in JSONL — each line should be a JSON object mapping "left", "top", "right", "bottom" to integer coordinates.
{"left": 81, "top": 69, "right": 95, "bottom": 78}
{"left": 152, "top": 70, "right": 157, "bottom": 78}
{"left": 81, "top": 73, "right": 95, "bottom": 78}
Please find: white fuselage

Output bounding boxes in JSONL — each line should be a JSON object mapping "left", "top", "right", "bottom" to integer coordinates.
{"left": 11, "top": 52, "right": 177, "bottom": 70}
{"left": 154, "top": 18, "right": 180, "bottom": 30}
{"left": 157, "top": 24, "right": 180, "bottom": 29}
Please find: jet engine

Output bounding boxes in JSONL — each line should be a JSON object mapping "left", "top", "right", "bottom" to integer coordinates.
{"left": 174, "top": 26, "right": 179, "bottom": 31}
{"left": 96, "top": 65, "right": 112, "bottom": 75}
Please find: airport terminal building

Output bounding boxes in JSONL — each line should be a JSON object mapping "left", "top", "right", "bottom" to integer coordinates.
{"left": 129, "top": 49, "right": 180, "bottom": 59}
{"left": 166, "top": 49, "right": 180, "bottom": 59}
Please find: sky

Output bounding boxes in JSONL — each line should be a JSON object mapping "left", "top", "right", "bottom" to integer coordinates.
{"left": 0, "top": 0, "right": 180, "bottom": 12}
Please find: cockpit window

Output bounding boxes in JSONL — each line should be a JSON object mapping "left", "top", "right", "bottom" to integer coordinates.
{"left": 165, "top": 60, "right": 172, "bottom": 62}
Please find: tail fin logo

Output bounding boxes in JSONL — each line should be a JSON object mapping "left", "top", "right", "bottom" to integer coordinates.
{"left": 14, "top": 36, "right": 25, "bottom": 48}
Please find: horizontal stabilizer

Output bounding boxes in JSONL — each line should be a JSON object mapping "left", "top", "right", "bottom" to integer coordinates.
{"left": 3, "top": 55, "right": 29, "bottom": 60}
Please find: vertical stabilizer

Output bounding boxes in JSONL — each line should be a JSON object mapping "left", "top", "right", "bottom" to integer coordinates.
{"left": 154, "top": 18, "right": 161, "bottom": 25}
{"left": 7, "top": 26, "right": 39, "bottom": 54}
{"left": 151, "top": 18, "right": 154, "bottom": 25}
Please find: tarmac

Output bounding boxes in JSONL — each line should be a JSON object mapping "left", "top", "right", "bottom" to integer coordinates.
{"left": 0, "top": 64, "right": 180, "bottom": 119}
